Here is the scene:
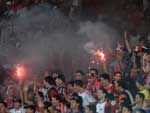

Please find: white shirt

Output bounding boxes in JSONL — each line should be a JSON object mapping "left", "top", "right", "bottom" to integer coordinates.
{"left": 78, "top": 90, "right": 96, "bottom": 108}
{"left": 96, "top": 102, "right": 106, "bottom": 113}
{"left": 10, "top": 107, "right": 25, "bottom": 113}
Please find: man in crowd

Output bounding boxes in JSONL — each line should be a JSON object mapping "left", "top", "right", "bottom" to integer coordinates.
{"left": 85, "top": 104, "right": 96, "bottom": 113}
{"left": 69, "top": 0, "right": 82, "bottom": 20}
{"left": 122, "top": 105, "right": 132, "bottom": 113}
{"left": 86, "top": 68, "right": 101, "bottom": 95}
{"left": 89, "top": 68, "right": 99, "bottom": 79}
{"left": 133, "top": 93, "right": 145, "bottom": 113}
{"left": 115, "top": 80, "right": 134, "bottom": 105}
{"left": 74, "top": 80, "right": 96, "bottom": 108}
{"left": 0, "top": 101, "right": 8, "bottom": 113}
{"left": 50, "top": 94, "right": 68, "bottom": 113}
{"left": 24, "top": 103, "right": 36, "bottom": 113}
{"left": 96, "top": 88, "right": 112, "bottom": 113}
{"left": 113, "top": 72, "right": 121, "bottom": 82}
{"left": 69, "top": 95, "right": 84, "bottom": 113}
{"left": 44, "top": 76, "right": 58, "bottom": 101}
{"left": 136, "top": 76, "right": 150, "bottom": 100}
{"left": 55, "top": 74, "right": 67, "bottom": 95}
{"left": 10, "top": 97, "right": 25, "bottom": 113}
{"left": 100, "top": 73, "right": 116, "bottom": 94}
{"left": 74, "top": 70, "right": 85, "bottom": 81}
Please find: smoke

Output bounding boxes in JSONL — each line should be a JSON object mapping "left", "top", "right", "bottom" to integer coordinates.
{"left": 0, "top": 3, "right": 120, "bottom": 77}
{"left": 79, "top": 21, "right": 119, "bottom": 54}
{"left": 83, "top": 41, "right": 96, "bottom": 55}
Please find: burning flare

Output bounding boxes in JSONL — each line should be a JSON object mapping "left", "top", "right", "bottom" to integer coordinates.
{"left": 95, "top": 49, "right": 106, "bottom": 62}
{"left": 16, "top": 64, "right": 25, "bottom": 79}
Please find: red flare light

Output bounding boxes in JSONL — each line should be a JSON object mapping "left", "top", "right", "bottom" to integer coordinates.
{"left": 16, "top": 64, "right": 25, "bottom": 79}
{"left": 95, "top": 49, "right": 106, "bottom": 62}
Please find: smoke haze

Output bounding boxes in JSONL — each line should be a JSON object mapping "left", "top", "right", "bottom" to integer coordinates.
{"left": 0, "top": 3, "right": 120, "bottom": 77}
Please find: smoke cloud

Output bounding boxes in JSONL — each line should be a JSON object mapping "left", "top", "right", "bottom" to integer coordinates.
{"left": 79, "top": 21, "right": 119, "bottom": 54}
{"left": 0, "top": 3, "right": 120, "bottom": 78}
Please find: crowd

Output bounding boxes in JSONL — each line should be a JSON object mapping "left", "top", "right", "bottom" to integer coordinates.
{"left": 0, "top": 0, "right": 81, "bottom": 19}
{"left": 0, "top": 0, "right": 150, "bottom": 21}
{"left": 0, "top": 0, "right": 150, "bottom": 113}
{"left": 0, "top": 0, "right": 42, "bottom": 17}
{"left": 0, "top": 31, "right": 149, "bottom": 113}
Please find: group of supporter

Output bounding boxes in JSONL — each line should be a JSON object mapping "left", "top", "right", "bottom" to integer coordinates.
{"left": 0, "top": 0, "right": 150, "bottom": 113}
{"left": 0, "top": 0, "right": 150, "bottom": 21}
{"left": 0, "top": 32, "right": 149, "bottom": 113}
{"left": 0, "top": 0, "right": 82, "bottom": 21}
{"left": 0, "top": 0, "right": 48, "bottom": 17}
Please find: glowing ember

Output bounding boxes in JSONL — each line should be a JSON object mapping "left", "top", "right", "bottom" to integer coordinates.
{"left": 95, "top": 49, "right": 106, "bottom": 62}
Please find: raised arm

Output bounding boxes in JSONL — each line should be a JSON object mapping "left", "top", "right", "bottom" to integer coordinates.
{"left": 124, "top": 31, "right": 132, "bottom": 53}
{"left": 142, "top": 53, "right": 150, "bottom": 73}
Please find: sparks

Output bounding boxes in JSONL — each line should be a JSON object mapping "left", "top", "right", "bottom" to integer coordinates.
{"left": 95, "top": 49, "right": 106, "bottom": 62}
